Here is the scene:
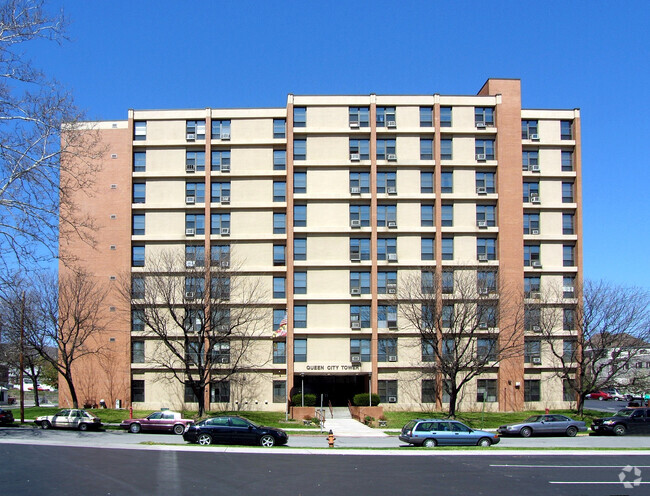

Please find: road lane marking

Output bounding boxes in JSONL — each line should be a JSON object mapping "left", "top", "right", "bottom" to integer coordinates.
{"left": 549, "top": 481, "right": 650, "bottom": 485}
{"left": 491, "top": 464, "right": 650, "bottom": 468}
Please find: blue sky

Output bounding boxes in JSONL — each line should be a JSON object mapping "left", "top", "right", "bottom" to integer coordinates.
{"left": 35, "top": 0, "right": 650, "bottom": 286}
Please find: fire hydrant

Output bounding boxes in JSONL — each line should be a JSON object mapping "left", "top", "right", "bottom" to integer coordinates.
{"left": 326, "top": 429, "right": 336, "bottom": 448}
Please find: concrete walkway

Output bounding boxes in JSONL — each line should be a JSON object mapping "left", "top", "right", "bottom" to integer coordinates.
{"left": 322, "top": 418, "right": 389, "bottom": 437}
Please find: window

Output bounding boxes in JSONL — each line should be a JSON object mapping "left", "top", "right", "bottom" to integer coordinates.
{"left": 524, "top": 244, "right": 540, "bottom": 266}
{"left": 273, "top": 181, "right": 286, "bottom": 202}
{"left": 377, "top": 305, "right": 397, "bottom": 328}
{"left": 184, "top": 381, "right": 199, "bottom": 403}
{"left": 441, "top": 204, "right": 453, "bottom": 227}
{"left": 211, "top": 120, "right": 230, "bottom": 140}
{"left": 422, "top": 380, "right": 436, "bottom": 403}
{"left": 378, "top": 338, "right": 397, "bottom": 362}
{"left": 522, "top": 150, "right": 539, "bottom": 169}
{"left": 377, "top": 205, "right": 397, "bottom": 227}
{"left": 186, "top": 214, "right": 205, "bottom": 235}
{"left": 133, "top": 183, "right": 146, "bottom": 203}
{"left": 376, "top": 172, "right": 396, "bottom": 194}
{"left": 187, "top": 182, "right": 206, "bottom": 203}
{"left": 184, "top": 309, "right": 204, "bottom": 333}
{"left": 132, "top": 246, "right": 145, "bottom": 267}
{"left": 477, "top": 238, "right": 496, "bottom": 261}
{"left": 562, "top": 182, "right": 574, "bottom": 203}
{"left": 294, "top": 172, "right": 307, "bottom": 194}
{"left": 350, "top": 172, "right": 370, "bottom": 194}
{"left": 293, "top": 139, "right": 306, "bottom": 160}
{"left": 133, "top": 151, "right": 146, "bottom": 172}
{"left": 441, "top": 171, "right": 453, "bottom": 193}
{"left": 294, "top": 306, "right": 307, "bottom": 328}
{"left": 131, "top": 341, "right": 144, "bottom": 363}
{"left": 273, "top": 381, "right": 286, "bottom": 403}
{"left": 294, "top": 271, "right": 307, "bottom": 294}
{"left": 440, "top": 139, "right": 453, "bottom": 160}
{"left": 350, "top": 305, "right": 371, "bottom": 328}
{"left": 185, "top": 276, "right": 205, "bottom": 298}
{"left": 211, "top": 213, "right": 230, "bottom": 234}
{"left": 273, "top": 119, "right": 286, "bottom": 139}
{"left": 477, "top": 306, "right": 498, "bottom": 329}
{"left": 350, "top": 338, "right": 371, "bottom": 362}
{"left": 186, "top": 120, "right": 206, "bottom": 140}
{"left": 210, "top": 182, "right": 230, "bottom": 203}
{"left": 134, "top": 121, "right": 147, "bottom": 141}
{"left": 376, "top": 107, "right": 396, "bottom": 127}
{"left": 210, "top": 276, "right": 230, "bottom": 300}
{"left": 442, "top": 270, "right": 454, "bottom": 294}
{"left": 563, "top": 340, "right": 576, "bottom": 362}
{"left": 563, "top": 245, "right": 575, "bottom": 267}
{"left": 210, "top": 381, "right": 230, "bottom": 403}
{"left": 523, "top": 181, "right": 539, "bottom": 202}
{"left": 442, "top": 381, "right": 452, "bottom": 403}
{"left": 349, "top": 138, "right": 370, "bottom": 160}
{"left": 476, "top": 172, "right": 495, "bottom": 193}
{"left": 524, "top": 306, "right": 541, "bottom": 331}
{"left": 561, "top": 120, "right": 572, "bottom": 140}
{"left": 294, "top": 238, "right": 306, "bottom": 260}
{"left": 132, "top": 276, "right": 145, "bottom": 299}
{"left": 421, "top": 205, "right": 434, "bottom": 227}
{"left": 477, "top": 271, "right": 497, "bottom": 293}
{"left": 524, "top": 380, "right": 541, "bottom": 402}
{"left": 521, "top": 120, "right": 538, "bottom": 140}
{"left": 420, "top": 172, "right": 433, "bottom": 193}
{"left": 421, "top": 238, "right": 434, "bottom": 260}
{"left": 294, "top": 338, "right": 307, "bottom": 361}
{"left": 376, "top": 139, "right": 396, "bottom": 160}
{"left": 293, "top": 107, "right": 306, "bottom": 127}
{"left": 349, "top": 107, "right": 369, "bottom": 127}
{"left": 377, "top": 271, "right": 397, "bottom": 294}
{"left": 377, "top": 238, "right": 397, "bottom": 260}
{"left": 563, "top": 307, "right": 575, "bottom": 330}
{"left": 523, "top": 213, "right": 540, "bottom": 234}
{"left": 524, "top": 339, "right": 541, "bottom": 363}
{"left": 378, "top": 380, "right": 398, "bottom": 403}
{"left": 131, "top": 309, "right": 144, "bottom": 332}
{"left": 273, "top": 213, "right": 286, "bottom": 234}
{"left": 475, "top": 139, "right": 495, "bottom": 160}
{"left": 563, "top": 276, "right": 575, "bottom": 297}
{"left": 132, "top": 214, "right": 145, "bottom": 235}
{"left": 561, "top": 151, "right": 573, "bottom": 171}
{"left": 563, "top": 213, "right": 574, "bottom": 235}
{"left": 440, "top": 107, "right": 452, "bottom": 127}
{"left": 131, "top": 380, "right": 145, "bottom": 402}
{"left": 273, "top": 150, "right": 286, "bottom": 170}
{"left": 212, "top": 342, "right": 230, "bottom": 364}
{"left": 420, "top": 107, "right": 433, "bottom": 127}
{"left": 294, "top": 205, "right": 306, "bottom": 227}
{"left": 187, "top": 150, "right": 206, "bottom": 172}
{"left": 475, "top": 107, "right": 494, "bottom": 126}
{"left": 350, "top": 271, "right": 371, "bottom": 294}
{"left": 476, "top": 379, "right": 497, "bottom": 402}
{"left": 350, "top": 205, "right": 371, "bottom": 227}
{"left": 350, "top": 238, "right": 370, "bottom": 261}
{"left": 524, "top": 276, "right": 541, "bottom": 297}
{"left": 563, "top": 379, "right": 575, "bottom": 401}
{"left": 272, "top": 309, "right": 285, "bottom": 333}
{"left": 211, "top": 244, "right": 230, "bottom": 265}
{"left": 442, "top": 304, "right": 454, "bottom": 328}
{"left": 420, "top": 139, "right": 433, "bottom": 160}
{"left": 273, "top": 341, "right": 286, "bottom": 364}
{"left": 211, "top": 150, "right": 230, "bottom": 171}
{"left": 273, "top": 277, "right": 286, "bottom": 298}
{"left": 421, "top": 270, "right": 434, "bottom": 293}
{"left": 422, "top": 339, "right": 435, "bottom": 362}
{"left": 476, "top": 205, "right": 496, "bottom": 227}
{"left": 442, "top": 237, "right": 454, "bottom": 260}
{"left": 273, "top": 244, "right": 286, "bottom": 266}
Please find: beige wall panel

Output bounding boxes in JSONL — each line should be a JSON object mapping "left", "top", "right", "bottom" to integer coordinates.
{"left": 396, "top": 136, "right": 420, "bottom": 163}
{"left": 397, "top": 203, "right": 425, "bottom": 231}
{"left": 398, "top": 169, "right": 423, "bottom": 195}
{"left": 306, "top": 267, "right": 349, "bottom": 294}
{"left": 147, "top": 148, "right": 186, "bottom": 174}
{"left": 397, "top": 235, "right": 422, "bottom": 262}
{"left": 540, "top": 179, "right": 561, "bottom": 204}
{"left": 308, "top": 336, "right": 352, "bottom": 362}
{"left": 454, "top": 203, "right": 476, "bottom": 228}
{"left": 396, "top": 106, "right": 420, "bottom": 128}
{"left": 233, "top": 242, "right": 273, "bottom": 268}
{"left": 146, "top": 211, "right": 184, "bottom": 237}
{"left": 452, "top": 106, "right": 475, "bottom": 128}
{"left": 233, "top": 210, "right": 271, "bottom": 235}
{"left": 147, "top": 120, "right": 186, "bottom": 142}
{"left": 308, "top": 136, "right": 347, "bottom": 162}
{"left": 309, "top": 205, "right": 350, "bottom": 232}
{"left": 308, "top": 302, "right": 350, "bottom": 330}
{"left": 146, "top": 180, "right": 185, "bottom": 206}
{"left": 305, "top": 106, "right": 348, "bottom": 129}
{"left": 307, "top": 169, "right": 349, "bottom": 196}
{"left": 233, "top": 148, "right": 273, "bottom": 173}
{"left": 233, "top": 118, "right": 272, "bottom": 141}
{"left": 538, "top": 120, "right": 560, "bottom": 142}
{"left": 305, "top": 235, "right": 347, "bottom": 262}
{"left": 233, "top": 179, "right": 273, "bottom": 207}
{"left": 540, "top": 211, "right": 563, "bottom": 235}
{"left": 454, "top": 136, "right": 476, "bottom": 163}
{"left": 454, "top": 234, "right": 476, "bottom": 262}
{"left": 541, "top": 243, "right": 563, "bottom": 268}
{"left": 454, "top": 169, "right": 477, "bottom": 195}
{"left": 540, "top": 149, "right": 562, "bottom": 175}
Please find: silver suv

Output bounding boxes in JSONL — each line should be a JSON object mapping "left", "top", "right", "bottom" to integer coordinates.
{"left": 399, "top": 418, "right": 500, "bottom": 447}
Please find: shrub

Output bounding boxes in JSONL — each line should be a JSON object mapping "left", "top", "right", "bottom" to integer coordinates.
{"left": 352, "top": 393, "right": 381, "bottom": 406}
{"left": 364, "top": 415, "right": 375, "bottom": 425}
{"left": 292, "top": 393, "right": 317, "bottom": 406}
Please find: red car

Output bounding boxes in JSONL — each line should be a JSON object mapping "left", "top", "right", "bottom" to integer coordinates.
{"left": 586, "top": 391, "right": 612, "bottom": 401}
{"left": 120, "top": 411, "right": 194, "bottom": 435}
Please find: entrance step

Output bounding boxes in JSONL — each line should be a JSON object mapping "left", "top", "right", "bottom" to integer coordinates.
{"left": 323, "top": 418, "right": 388, "bottom": 437}
{"left": 330, "top": 407, "right": 352, "bottom": 419}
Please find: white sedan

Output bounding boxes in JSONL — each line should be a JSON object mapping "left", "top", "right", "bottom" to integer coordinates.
{"left": 35, "top": 409, "right": 102, "bottom": 431}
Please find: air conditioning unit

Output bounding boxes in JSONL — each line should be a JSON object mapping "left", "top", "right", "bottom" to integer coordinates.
{"left": 350, "top": 153, "right": 361, "bottom": 161}
{"left": 351, "top": 287, "right": 361, "bottom": 296}
{"left": 217, "top": 325, "right": 229, "bottom": 333}
{"left": 387, "top": 186, "right": 397, "bottom": 194}
{"left": 351, "top": 355, "right": 361, "bottom": 362}
{"left": 478, "top": 287, "right": 489, "bottom": 295}
{"left": 388, "top": 321, "right": 398, "bottom": 329}
{"left": 532, "top": 357, "right": 542, "bottom": 365}
{"left": 388, "top": 355, "right": 397, "bottom": 362}
{"left": 185, "top": 291, "right": 195, "bottom": 300}
{"left": 477, "top": 221, "right": 488, "bottom": 228}
{"left": 530, "top": 195, "right": 540, "bottom": 204}
{"left": 477, "top": 187, "right": 487, "bottom": 194}
{"left": 220, "top": 260, "right": 230, "bottom": 268}
{"left": 476, "top": 121, "right": 486, "bottom": 129}
{"left": 221, "top": 164, "right": 230, "bottom": 173}
{"left": 532, "top": 325, "right": 541, "bottom": 333}
{"left": 387, "top": 121, "right": 397, "bottom": 128}
{"left": 220, "top": 227, "right": 230, "bottom": 236}
{"left": 387, "top": 221, "right": 397, "bottom": 228}
{"left": 479, "top": 322, "right": 488, "bottom": 329}
{"left": 350, "top": 253, "right": 361, "bottom": 261}
{"left": 185, "top": 228, "right": 195, "bottom": 236}
{"left": 387, "top": 287, "right": 397, "bottom": 294}
{"left": 220, "top": 357, "right": 229, "bottom": 364}
{"left": 186, "top": 196, "right": 196, "bottom": 204}
{"left": 186, "top": 133, "right": 196, "bottom": 141}
{"left": 531, "top": 261, "right": 542, "bottom": 268}
{"left": 530, "top": 292, "right": 541, "bottom": 299}
{"left": 388, "top": 396, "right": 397, "bottom": 403}
{"left": 221, "top": 196, "right": 230, "bottom": 204}
{"left": 476, "top": 153, "right": 486, "bottom": 161}
{"left": 220, "top": 133, "right": 231, "bottom": 140}
{"left": 387, "top": 154, "right": 397, "bottom": 161}
{"left": 351, "top": 322, "right": 361, "bottom": 329}
{"left": 185, "top": 260, "right": 196, "bottom": 268}
{"left": 351, "top": 219, "right": 361, "bottom": 228}
{"left": 186, "top": 163, "right": 196, "bottom": 173}
{"left": 349, "top": 121, "right": 360, "bottom": 128}
{"left": 531, "top": 229, "right": 540, "bottom": 235}
{"left": 530, "top": 134, "right": 540, "bottom": 141}
{"left": 562, "top": 286, "right": 574, "bottom": 294}
{"left": 530, "top": 164, "right": 540, "bottom": 172}
{"left": 478, "top": 254, "right": 488, "bottom": 262}
{"left": 350, "top": 186, "right": 361, "bottom": 194}
{"left": 387, "top": 253, "right": 398, "bottom": 262}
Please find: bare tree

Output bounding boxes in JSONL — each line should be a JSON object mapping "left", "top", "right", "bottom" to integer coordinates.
{"left": 0, "top": 0, "right": 102, "bottom": 269}
{"left": 537, "top": 279, "right": 650, "bottom": 413}
{"left": 399, "top": 268, "right": 524, "bottom": 417}
{"left": 123, "top": 249, "right": 268, "bottom": 416}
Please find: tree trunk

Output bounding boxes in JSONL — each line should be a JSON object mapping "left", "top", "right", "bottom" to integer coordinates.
{"left": 32, "top": 386, "right": 40, "bottom": 407}
{"left": 448, "top": 389, "right": 458, "bottom": 418}
{"left": 576, "top": 394, "right": 585, "bottom": 415}
{"left": 65, "top": 372, "right": 79, "bottom": 408}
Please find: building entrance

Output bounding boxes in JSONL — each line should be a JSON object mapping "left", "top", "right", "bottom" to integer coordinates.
{"left": 297, "top": 375, "right": 368, "bottom": 407}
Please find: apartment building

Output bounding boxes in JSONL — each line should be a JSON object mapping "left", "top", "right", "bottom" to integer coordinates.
{"left": 60, "top": 78, "right": 582, "bottom": 412}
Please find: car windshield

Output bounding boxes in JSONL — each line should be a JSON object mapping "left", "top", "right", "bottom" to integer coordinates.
{"left": 525, "top": 416, "right": 542, "bottom": 422}
{"left": 614, "top": 409, "right": 635, "bottom": 418}
{"left": 243, "top": 418, "right": 260, "bottom": 428}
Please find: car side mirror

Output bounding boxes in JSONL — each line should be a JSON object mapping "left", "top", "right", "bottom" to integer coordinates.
{"left": 248, "top": 425, "right": 253, "bottom": 430}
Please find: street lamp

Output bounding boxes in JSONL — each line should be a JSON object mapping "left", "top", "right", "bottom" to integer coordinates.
{"left": 301, "top": 373, "right": 305, "bottom": 408}
{"left": 369, "top": 373, "right": 372, "bottom": 407}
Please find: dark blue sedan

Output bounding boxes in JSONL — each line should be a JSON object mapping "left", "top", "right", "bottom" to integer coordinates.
{"left": 183, "top": 415, "right": 288, "bottom": 447}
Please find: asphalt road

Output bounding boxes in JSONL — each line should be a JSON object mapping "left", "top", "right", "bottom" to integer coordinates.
{"left": 0, "top": 444, "right": 648, "bottom": 496}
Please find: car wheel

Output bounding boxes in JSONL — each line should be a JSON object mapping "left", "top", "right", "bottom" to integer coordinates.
{"left": 520, "top": 427, "right": 533, "bottom": 438}
{"left": 599, "top": 396, "right": 604, "bottom": 401}
{"left": 566, "top": 426, "right": 578, "bottom": 437}
{"left": 173, "top": 424, "right": 185, "bottom": 435}
{"left": 477, "top": 437, "right": 492, "bottom": 447}
{"left": 422, "top": 438, "right": 437, "bottom": 448}
{"left": 613, "top": 424, "right": 627, "bottom": 436}
{"left": 260, "top": 435, "right": 275, "bottom": 447}
{"left": 41, "top": 420, "right": 51, "bottom": 430}
{"left": 78, "top": 423, "right": 89, "bottom": 432}
{"left": 198, "top": 433, "right": 213, "bottom": 446}
{"left": 129, "top": 423, "right": 141, "bottom": 434}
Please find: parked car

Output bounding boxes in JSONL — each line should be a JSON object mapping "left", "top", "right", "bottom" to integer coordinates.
{"left": 591, "top": 408, "right": 650, "bottom": 436}
{"left": 183, "top": 416, "right": 288, "bottom": 447}
{"left": 497, "top": 414, "right": 587, "bottom": 437}
{"left": 603, "top": 389, "right": 626, "bottom": 401}
{"left": 120, "top": 411, "right": 194, "bottom": 435}
{"left": 399, "top": 419, "right": 500, "bottom": 447}
{"left": 585, "top": 391, "right": 612, "bottom": 401}
{"left": 0, "top": 408, "right": 14, "bottom": 425}
{"left": 35, "top": 409, "right": 102, "bottom": 431}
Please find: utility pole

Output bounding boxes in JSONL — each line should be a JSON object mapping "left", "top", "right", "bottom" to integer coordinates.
{"left": 19, "top": 291, "right": 25, "bottom": 424}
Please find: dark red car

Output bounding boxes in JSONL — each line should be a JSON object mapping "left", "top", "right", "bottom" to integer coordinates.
{"left": 586, "top": 391, "right": 613, "bottom": 401}
{"left": 120, "top": 411, "right": 194, "bottom": 435}
{"left": 0, "top": 408, "right": 14, "bottom": 425}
